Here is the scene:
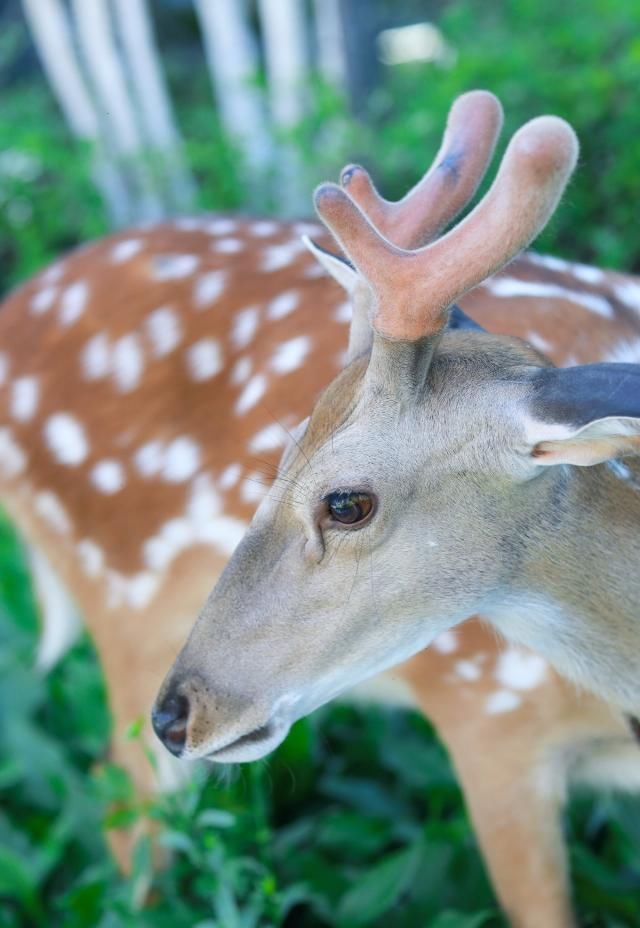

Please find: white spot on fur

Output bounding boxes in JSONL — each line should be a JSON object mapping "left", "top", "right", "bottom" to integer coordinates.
{"left": 59, "top": 281, "right": 89, "bottom": 326}
{"left": 527, "top": 331, "right": 553, "bottom": 354}
{"left": 106, "top": 569, "right": 160, "bottom": 610}
{"left": 455, "top": 659, "right": 482, "bottom": 682}
{"left": 230, "top": 356, "right": 252, "bottom": 385}
{"left": 249, "top": 220, "right": 278, "bottom": 237}
{"left": 32, "top": 547, "right": 80, "bottom": 670}
{"left": 134, "top": 440, "right": 164, "bottom": 477}
{"left": 605, "top": 337, "right": 640, "bottom": 364}
{"left": 152, "top": 254, "right": 200, "bottom": 281}
{"left": 240, "top": 473, "right": 267, "bottom": 503}
{"left": 91, "top": 459, "right": 125, "bottom": 494}
{"left": 35, "top": 490, "right": 71, "bottom": 534}
{"left": 44, "top": 413, "right": 88, "bottom": 465}
{"left": 267, "top": 290, "right": 300, "bottom": 320}
{"left": 270, "top": 335, "right": 310, "bottom": 374}
{"left": 112, "top": 334, "right": 144, "bottom": 392}
{"left": 162, "top": 437, "right": 201, "bottom": 482}
{"left": 186, "top": 338, "right": 223, "bottom": 381}
{"left": 495, "top": 649, "right": 548, "bottom": 691}
{"left": 174, "top": 217, "right": 203, "bottom": 232}
{"left": 10, "top": 377, "right": 39, "bottom": 422}
{"left": 205, "top": 218, "right": 237, "bottom": 236}
{"left": 486, "top": 690, "right": 522, "bottom": 714}
{"left": 261, "top": 240, "right": 305, "bottom": 272}
{"left": 193, "top": 271, "right": 226, "bottom": 309}
{"left": 145, "top": 307, "right": 182, "bottom": 358}
{"left": 432, "top": 630, "right": 458, "bottom": 654}
{"left": 335, "top": 301, "right": 352, "bottom": 323}
{"left": 249, "top": 423, "right": 287, "bottom": 453}
{"left": 0, "top": 428, "right": 26, "bottom": 476}
{"left": 219, "top": 463, "right": 241, "bottom": 490}
{"left": 235, "top": 374, "right": 267, "bottom": 415}
{"left": 232, "top": 307, "right": 260, "bottom": 350}
{"left": 31, "top": 286, "right": 57, "bottom": 315}
{"left": 42, "top": 263, "right": 64, "bottom": 285}
{"left": 212, "top": 237, "right": 244, "bottom": 254}
{"left": 485, "top": 277, "right": 613, "bottom": 318}
{"left": 111, "top": 238, "right": 142, "bottom": 263}
{"left": 614, "top": 281, "right": 640, "bottom": 313}
{"left": 572, "top": 263, "right": 604, "bottom": 285}
{"left": 81, "top": 333, "right": 111, "bottom": 380}
{"left": 77, "top": 539, "right": 104, "bottom": 578}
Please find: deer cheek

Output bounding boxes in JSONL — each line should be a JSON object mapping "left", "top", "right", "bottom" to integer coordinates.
{"left": 304, "top": 533, "right": 325, "bottom": 565}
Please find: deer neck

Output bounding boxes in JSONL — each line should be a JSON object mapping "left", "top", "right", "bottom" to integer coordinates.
{"left": 484, "top": 460, "right": 640, "bottom": 712}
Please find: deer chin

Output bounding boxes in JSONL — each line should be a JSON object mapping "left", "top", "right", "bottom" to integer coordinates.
{"left": 205, "top": 719, "right": 291, "bottom": 764}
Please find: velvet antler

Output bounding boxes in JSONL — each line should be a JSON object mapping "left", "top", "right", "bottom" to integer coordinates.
{"left": 340, "top": 90, "right": 503, "bottom": 250}
{"left": 315, "top": 116, "right": 578, "bottom": 342}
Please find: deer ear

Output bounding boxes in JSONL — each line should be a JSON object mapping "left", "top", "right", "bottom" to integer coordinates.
{"left": 524, "top": 364, "right": 640, "bottom": 466}
{"left": 302, "top": 236, "right": 359, "bottom": 295}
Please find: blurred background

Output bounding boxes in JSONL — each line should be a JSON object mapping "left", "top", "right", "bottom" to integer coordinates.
{"left": 1, "top": 1, "right": 640, "bottom": 926}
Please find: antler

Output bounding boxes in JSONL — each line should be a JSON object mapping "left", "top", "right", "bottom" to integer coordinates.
{"left": 340, "top": 90, "right": 504, "bottom": 250}
{"left": 315, "top": 116, "right": 579, "bottom": 342}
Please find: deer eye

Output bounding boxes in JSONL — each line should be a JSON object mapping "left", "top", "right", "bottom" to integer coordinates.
{"left": 324, "top": 490, "right": 375, "bottom": 527}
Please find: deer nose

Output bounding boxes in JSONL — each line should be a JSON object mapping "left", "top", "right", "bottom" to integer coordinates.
{"left": 151, "top": 692, "right": 190, "bottom": 756}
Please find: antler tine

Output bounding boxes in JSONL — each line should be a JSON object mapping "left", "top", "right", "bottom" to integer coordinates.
{"left": 315, "top": 116, "right": 579, "bottom": 342}
{"left": 340, "top": 90, "right": 504, "bottom": 250}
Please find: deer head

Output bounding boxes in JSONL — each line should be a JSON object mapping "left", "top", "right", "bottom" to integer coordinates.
{"left": 153, "top": 94, "right": 640, "bottom": 763}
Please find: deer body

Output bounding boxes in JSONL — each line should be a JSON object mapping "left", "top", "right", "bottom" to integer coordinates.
{"left": 4, "top": 92, "right": 640, "bottom": 927}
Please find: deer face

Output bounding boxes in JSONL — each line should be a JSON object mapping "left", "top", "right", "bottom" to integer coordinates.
{"left": 153, "top": 330, "right": 572, "bottom": 761}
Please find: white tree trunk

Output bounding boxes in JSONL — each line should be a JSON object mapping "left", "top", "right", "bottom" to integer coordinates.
{"left": 71, "top": 0, "right": 164, "bottom": 220}
{"left": 111, "top": 0, "right": 196, "bottom": 212}
{"left": 194, "top": 0, "right": 271, "bottom": 196}
{"left": 21, "top": 0, "right": 130, "bottom": 225}
{"left": 256, "top": 0, "right": 309, "bottom": 215}
{"left": 312, "top": 0, "right": 347, "bottom": 87}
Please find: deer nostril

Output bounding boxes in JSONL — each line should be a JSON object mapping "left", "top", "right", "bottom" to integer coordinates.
{"left": 151, "top": 693, "right": 190, "bottom": 756}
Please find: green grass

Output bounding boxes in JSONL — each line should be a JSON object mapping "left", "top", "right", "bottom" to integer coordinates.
{"left": 1, "top": 511, "right": 640, "bottom": 927}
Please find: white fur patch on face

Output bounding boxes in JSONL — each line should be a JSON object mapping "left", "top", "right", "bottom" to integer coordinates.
{"left": 267, "top": 290, "right": 300, "bottom": 321}
{"left": 185, "top": 338, "right": 223, "bottom": 382}
{"left": 218, "top": 462, "right": 242, "bottom": 490}
{"left": 235, "top": 374, "right": 267, "bottom": 415}
{"left": 230, "top": 356, "right": 252, "bottom": 385}
{"left": 59, "top": 281, "right": 89, "bottom": 326}
{"left": 145, "top": 307, "right": 182, "bottom": 358}
{"left": 34, "top": 490, "right": 71, "bottom": 534}
{"left": 0, "top": 428, "right": 26, "bottom": 477}
{"left": 152, "top": 254, "right": 200, "bottom": 281}
{"left": 432, "top": 630, "right": 458, "bottom": 654}
{"left": 44, "top": 413, "right": 89, "bottom": 465}
{"left": 111, "top": 238, "right": 143, "bottom": 263}
{"left": 231, "top": 307, "right": 260, "bottom": 349}
{"left": 484, "top": 276, "right": 613, "bottom": 318}
{"left": 112, "top": 334, "right": 144, "bottom": 392}
{"left": 81, "top": 332, "right": 111, "bottom": 380}
{"left": 10, "top": 376, "right": 39, "bottom": 422}
{"left": 91, "top": 459, "right": 126, "bottom": 494}
{"left": 248, "top": 422, "right": 288, "bottom": 454}
{"left": 270, "top": 336, "right": 310, "bottom": 374}
{"left": 485, "top": 689, "right": 522, "bottom": 714}
{"left": 193, "top": 271, "right": 227, "bottom": 309}
{"left": 76, "top": 538, "right": 105, "bottom": 578}
{"left": 494, "top": 648, "right": 547, "bottom": 690}
{"left": 30, "top": 285, "right": 57, "bottom": 315}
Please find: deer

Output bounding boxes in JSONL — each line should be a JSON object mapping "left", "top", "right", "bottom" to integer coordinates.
{"left": 2, "top": 91, "right": 640, "bottom": 927}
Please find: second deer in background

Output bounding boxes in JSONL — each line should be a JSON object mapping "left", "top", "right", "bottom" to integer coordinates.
{"left": 2, "top": 93, "right": 640, "bottom": 928}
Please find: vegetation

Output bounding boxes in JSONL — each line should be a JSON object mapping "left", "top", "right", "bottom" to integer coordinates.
{"left": 2, "top": 1, "right": 640, "bottom": 925}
